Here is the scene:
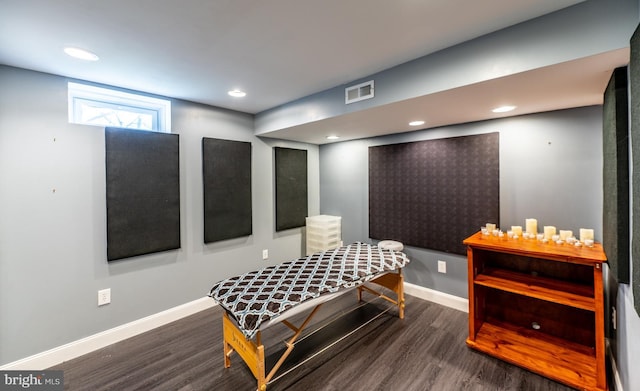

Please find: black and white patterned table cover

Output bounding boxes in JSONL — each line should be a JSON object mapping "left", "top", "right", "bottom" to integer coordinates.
{"left": 208, "top": 242, "right": 410, "bottom": 339}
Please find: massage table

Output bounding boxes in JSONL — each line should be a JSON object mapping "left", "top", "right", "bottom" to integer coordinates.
{"left": 208, "top": 242, "right": 410, "bottom": 391}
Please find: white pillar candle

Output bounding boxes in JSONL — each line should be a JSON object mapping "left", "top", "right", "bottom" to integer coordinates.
{"left": 525, "top": 219, "right": 537, "bottom": 235}
{"left": 511, "top": 226, "right": 523, "bottom": 236}
{"left": 543, "top": 226, "right": 556, "bottom": 240}
{"left": 559, "top": 230, "right": 573, "bottom": 240}
{"left": 486, "top": 223, "right": 496, "bottom": 232}
{"left": 580, "top": 228, "right": 594, "bottom": 242}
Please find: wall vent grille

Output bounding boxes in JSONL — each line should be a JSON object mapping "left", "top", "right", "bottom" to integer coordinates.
{"left": 345, "top": 80, "right": 374, "bottom": 104}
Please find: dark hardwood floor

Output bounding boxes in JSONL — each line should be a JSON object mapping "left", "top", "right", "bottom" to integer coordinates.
{"left": 51, "top": 294, "right": 576, "bottom": 390}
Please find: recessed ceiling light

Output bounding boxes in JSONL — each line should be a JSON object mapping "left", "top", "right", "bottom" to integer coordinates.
{"left": 409, "top": 120, "right": 425, "bottom": 126}
{"left": 326, "top": 135, "right": 340, "bottom": 140}
{"left": 492, "top": 105, "right": 516, "bottom": 113}
{"left": 63, "top": 47, "right": 99, "bottom": 61}
{"left": 228, "top": 89, "right": 247, "bottom": 98}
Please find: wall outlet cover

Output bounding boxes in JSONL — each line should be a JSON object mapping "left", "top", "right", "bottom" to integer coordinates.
{"left": 98, "top": 288, "right": 111, "bottom": 306}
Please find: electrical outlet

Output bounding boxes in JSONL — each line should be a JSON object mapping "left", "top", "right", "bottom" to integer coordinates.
{"left": 98, "top": 288, "right": 111, "bottom": 306}
{"left": 437, "top": 260, "right": 447, "bottom": 273}
{"left": 262, "top": 249, "right": 268, "bottom": 260}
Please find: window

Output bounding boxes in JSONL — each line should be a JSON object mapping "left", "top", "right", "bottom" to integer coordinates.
{"left": 68, "top": 82, "right": 171, "bottom": 132}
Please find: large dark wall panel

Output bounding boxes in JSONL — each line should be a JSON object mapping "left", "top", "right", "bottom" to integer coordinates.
{"left": 369, "top": 132, "right": 499, "bottom": 255}
{"left": 630, "top": 25, "right": 640, "bottom": 316}
{"left": 275, "top": 147, "right": 308, "bottom": 231}
{"left": 602, "top": 66, "right": 630, "bottom": 284}
{"left": 202, "top": 138, "right": 252, "bottom": 243}
{"left": 105, "top": 127, "right": 180, "bottom": 261}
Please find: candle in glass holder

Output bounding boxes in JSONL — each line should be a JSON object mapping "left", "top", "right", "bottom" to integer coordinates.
{"left": 511, "top": 226, "right": 523, "bottom": 236}
{"left": 580, "top": 228, "right": 594, "bottom": 242}
{"left": 486, "top": 223, "right": 496, "bottom": 233}
{"left": 544, "top": 226, "right": 556, "bottom": 240}
{"left": 525, "top": 218, "right": 537, "bottom": 235}
{"left": 559, "top": 230, "right": 573, "bottom": 240}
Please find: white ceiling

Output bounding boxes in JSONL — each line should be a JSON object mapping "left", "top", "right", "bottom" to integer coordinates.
{"left": 1, "top": 0, "right": 621, "bottom": 144}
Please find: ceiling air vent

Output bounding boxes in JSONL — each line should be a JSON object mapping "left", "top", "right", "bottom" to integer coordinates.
{"left": 345, "top": 80, "right": 374, "bottom": 104}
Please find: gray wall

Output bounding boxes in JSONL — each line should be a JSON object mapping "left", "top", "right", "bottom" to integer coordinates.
{"left": 617, "top": 284, "right": 640, "bottom": 389}
{"left": 0, "top": 65, "right": 319, "bottom": 365}
{"left": 320, "top": 106, "right": 603, "bottom": 298}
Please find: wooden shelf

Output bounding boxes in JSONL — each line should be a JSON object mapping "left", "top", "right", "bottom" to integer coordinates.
{"left": 474, "top": 268, "right": 595, "bottom": 311}
{"left": 464, "top": 231, "right": 607, "bottom": 391}
{"left": 467, "top": 321, "right": 599, "bottom": 391}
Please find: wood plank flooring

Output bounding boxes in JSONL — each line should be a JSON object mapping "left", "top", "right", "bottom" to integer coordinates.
{"left": 51, "top": 294, "right": 577, "bottom": 390}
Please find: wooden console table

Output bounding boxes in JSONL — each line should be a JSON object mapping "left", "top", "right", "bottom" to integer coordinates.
{"left": 464, "top": 232, "right": 607, "bottom": 391}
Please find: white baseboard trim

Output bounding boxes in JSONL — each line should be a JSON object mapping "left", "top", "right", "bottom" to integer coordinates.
{"left": 2, "top": 284, "right": 466, "bottom": 371}
{"left": 404, "top": 282, "right": 469, "bottom": 313}
{"left": 0, "top": 296, "right": 217, "bottom": 371}
{"left": 607, "top": 339, "right": 624, "bottom": 391}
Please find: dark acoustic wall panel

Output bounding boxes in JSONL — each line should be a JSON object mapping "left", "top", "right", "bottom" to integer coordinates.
{"left": 202, "top": 138, "right": 252, "bottom": 243}
{"left": 275, "top": 147, "right": 308, "bottom": 231}
{"left": 369, "top": 132, "right": 499, "bottom": 255}
{"left": 602, "top": 66, "right": 630, "bottom": 284}
{"left": 105, "top": 127, "right": 180, "bottom": 261}
{"left": 630, "top": 24, "right": 640, "bottom": 316}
